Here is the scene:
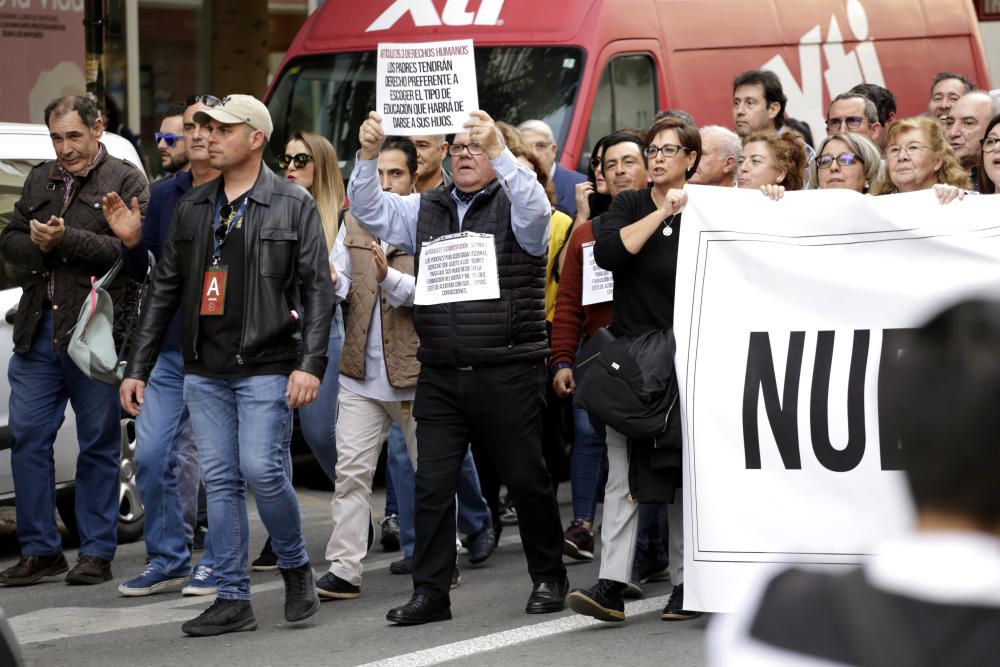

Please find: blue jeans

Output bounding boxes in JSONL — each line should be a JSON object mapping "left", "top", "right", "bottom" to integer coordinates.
{"left": 8, "top": 310, "right": 119, "bottom": 559}
{"left": 184, "top": 374, "right": 307, "bottom": 600}
{"left": 392, "top": 440, "right": 489, "bottom": 558}
{"left": 633, "top": 502, "right": 668, "bottom": 573}
{"left": 135, "top": 349, "right": 215, "bottom": 575}
{"left": 297, "top": 308, "right": 343, "bottom": 484}
{"left": 386, "top": 424, "right": 415, "bottom": 556}
{"left": 571, "top": 406, "right": 608, "bottom": 522}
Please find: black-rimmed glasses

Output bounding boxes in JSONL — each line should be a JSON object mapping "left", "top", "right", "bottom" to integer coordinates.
{"left": 643, "top": 144, "right": 688, "bottom": 159}
{"left": 278, "top": 153, "right": 312, "bottom": 169}
{"left": 448, "top": 142, "right": 485, "bottom": 156}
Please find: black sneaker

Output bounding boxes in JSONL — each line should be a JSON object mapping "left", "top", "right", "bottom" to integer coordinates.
{"left": 0, "top": 553, "right": 68, "bottom": 586}
{"left": 192, "top": 526, "right": 207, "bottom": 553}
{"left": 379, "top": 514, "right": 401, "bottom": 552}
{"left": 451, "top": 565, "right": 462, "bottom": 590}
{"left": 661, "top": 584, "right": 701, "bottom": 621}
{"left": 466, "top": 517, "right": 495, "bottom": 565}
{"left": 251, "top": 537, "right": 278, "bottom": 571}
{"left": 316, "top": 571, "right": 361, "bottom": 600}
{"left": 280, "top": 562, "right": 320, "bottom": 622}
{"left": 567, "top": 579, "right": 626, "bottom": 622}
{"left": 181, "top": 598, "right": 257, "bottom": 637}
{"left": 389, "top": 556, "right": 412, "bottom": 575}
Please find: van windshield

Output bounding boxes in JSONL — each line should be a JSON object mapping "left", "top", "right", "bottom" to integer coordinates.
{"left": 266, "top": 46, "right": 584, "bottom": 177}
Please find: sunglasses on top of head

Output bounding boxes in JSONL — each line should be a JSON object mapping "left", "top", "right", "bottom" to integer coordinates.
{"left": 185, "top": 95, "right": 222, "bottom": 108}
{"left": 278, "top": 153, "right": 313, "bottom": 169}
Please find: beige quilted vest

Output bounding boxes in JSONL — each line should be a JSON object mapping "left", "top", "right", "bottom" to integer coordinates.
{"left": 338, "top": 212, "right": 420, "bottom": 389}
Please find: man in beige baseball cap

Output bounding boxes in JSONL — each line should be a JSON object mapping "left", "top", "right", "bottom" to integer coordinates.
{"left": 122, "top": 88, "right": 334, "bottom": 636}
{"left": 193, "top": 94, "right": 273, "bottom": 141}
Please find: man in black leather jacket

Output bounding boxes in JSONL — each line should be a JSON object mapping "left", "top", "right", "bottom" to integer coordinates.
{"left": 119, "top": 94, "right": 334, "bottom": 637}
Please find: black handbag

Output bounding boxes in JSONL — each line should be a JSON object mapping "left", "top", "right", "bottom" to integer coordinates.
{"left": 574, "top": 327, "right": 681, "bottom": 444}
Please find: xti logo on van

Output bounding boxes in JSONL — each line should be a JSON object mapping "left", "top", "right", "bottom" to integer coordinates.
{"left": 762, "top": 0, "right": 884, "bottom": 142}
{"left": 367, "top": 0, "right": 506, "bottom": 32}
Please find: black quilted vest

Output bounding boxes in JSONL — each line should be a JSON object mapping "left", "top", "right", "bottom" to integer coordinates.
{"left": 413, "top": 181, "right": 548, "bottom": 367}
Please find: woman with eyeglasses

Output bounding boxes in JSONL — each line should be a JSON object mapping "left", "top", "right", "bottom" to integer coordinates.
{"left": 976, "top": 114, "right": 1000, "bottom": 193}
{"left": 252, "top": 131, "right": 346, "bottom": 569}
{"left": 737, "top": 132, "right": 807, "bottom": 195}
{"left": 872, "top": 116, "right": 971, "bottom": 195}
{"left": 569, "top": 117, "right": 700, "bottom": 624}
{"left": 807, "top": 133, "right": 884, "bottom": 192}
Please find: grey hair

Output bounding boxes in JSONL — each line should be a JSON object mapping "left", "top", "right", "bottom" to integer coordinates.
{"left": 827, "top": 93, "right": 879, "bottom": 125}
{"left": 700, "top": 125, "right": 742, "bottom": 160}
{"left": 807, "top": 132, "right": 884, "bottom": 191}
{"left": 516, "top": 119, "right": 554, "bottom": 143}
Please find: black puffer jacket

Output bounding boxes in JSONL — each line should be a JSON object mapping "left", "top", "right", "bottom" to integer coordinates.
{"left": 124, "top": 165, "right": 334, "bottom": 382}
{"left": 0, "top": 149, "right": 148, "bottom": 352}
{"left": 412, "top": 181, "right": 548, "bottom": 367}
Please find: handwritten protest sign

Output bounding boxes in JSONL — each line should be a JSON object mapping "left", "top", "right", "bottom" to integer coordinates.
{"left": 415, "top": 232, "right": 499, "bottom": 305}
{"left": 376, "top": 39, "right": 478, "bottom": 134}
{"left": 581, "top": 242, "right": 614, "bottom": 305}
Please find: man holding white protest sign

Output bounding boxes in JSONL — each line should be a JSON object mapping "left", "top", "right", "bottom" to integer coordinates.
{"left": 347, "top": 107, "right": 567, "bottom": 625}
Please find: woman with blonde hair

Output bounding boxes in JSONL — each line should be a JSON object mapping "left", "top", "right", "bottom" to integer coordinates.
{"left": 872, "top": 116, "right": 972, "bottom": 194}
{"left": 737, "top": 132, "right": 807, "bottom": 192}
{"left": 253, "top": 130, "right": 345, "bottom": 569}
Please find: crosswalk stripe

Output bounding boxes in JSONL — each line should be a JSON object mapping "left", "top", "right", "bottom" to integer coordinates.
{"left": 352, "top": 595, "right": 673, "bottom": 667}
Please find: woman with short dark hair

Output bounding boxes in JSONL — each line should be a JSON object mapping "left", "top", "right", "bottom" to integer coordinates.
{"left": 567, "top": 116, "right": 700, "bottom": 624}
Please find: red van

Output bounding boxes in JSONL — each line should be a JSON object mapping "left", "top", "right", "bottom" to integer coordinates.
{"left": 265, "top": 0, "right": 989, "bottom": 174}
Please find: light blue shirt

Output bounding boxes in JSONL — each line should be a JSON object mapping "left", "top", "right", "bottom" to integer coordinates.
{"left": 346, "top": 147, "right": 551, "bottom": 257}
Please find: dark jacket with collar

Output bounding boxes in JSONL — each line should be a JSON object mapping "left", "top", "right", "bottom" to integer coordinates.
{"left": 122, "top": 170, "right": 195, "bottom": 349}
{"left": 124, "top": 164, "right": 334, "bottom": 382}
{"left": 0, "top": 149, "right": 148, "bottom": 353}
{"left": 553, "top": 163, "right": 586, "bottom": 219}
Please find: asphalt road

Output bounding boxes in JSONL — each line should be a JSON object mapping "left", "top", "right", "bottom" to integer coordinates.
{"left": 0, "top": 484, "right": 709, "bottom": 667}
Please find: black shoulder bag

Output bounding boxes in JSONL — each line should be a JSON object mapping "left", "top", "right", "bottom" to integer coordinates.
{"left": 573, "top": 327, "right": 681, "bottom": 446}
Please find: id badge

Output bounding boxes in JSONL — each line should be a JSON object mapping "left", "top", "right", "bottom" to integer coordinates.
{"left": 200, "top": 266, "right": 227, "bottom": 316}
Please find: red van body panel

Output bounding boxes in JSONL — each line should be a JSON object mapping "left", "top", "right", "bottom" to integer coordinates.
{"left": 267, "top": 0, "right": 989, "bottom": 170}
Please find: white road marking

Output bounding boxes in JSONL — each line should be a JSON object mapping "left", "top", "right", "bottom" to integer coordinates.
{"left": 351, "top": 595, "right": 673, "bottom": 667}
{"left": 7, "top": 535, "right": 527, "bottom": 646}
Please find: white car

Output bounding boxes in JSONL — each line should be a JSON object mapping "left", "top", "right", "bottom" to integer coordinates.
{"left": 0, "top": 122, "right": 147, "bottom": 543}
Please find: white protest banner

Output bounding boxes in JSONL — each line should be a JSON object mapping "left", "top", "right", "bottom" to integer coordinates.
{"left": 674, "top": 185, "right": 1000, "bottom": 613}
{"left": 415, "top": 232, "right": 500, "bottom": 306}
{"left": 581, "top": 241, "right": 614, "bottom": 305}
{"left": 376, "top": 39, "right": 478, "bottom": 134}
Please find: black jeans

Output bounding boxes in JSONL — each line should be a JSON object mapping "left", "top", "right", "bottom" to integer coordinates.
{"left": 412, "top": 361, "right": 566, "bottom": 603}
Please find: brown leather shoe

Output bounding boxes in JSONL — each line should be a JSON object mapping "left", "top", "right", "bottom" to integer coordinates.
{"left": 0, "top": 553, "right": 69, "bottom": 586}
{"left": 65, "top": 555, "right": 113, "bottom": 585}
